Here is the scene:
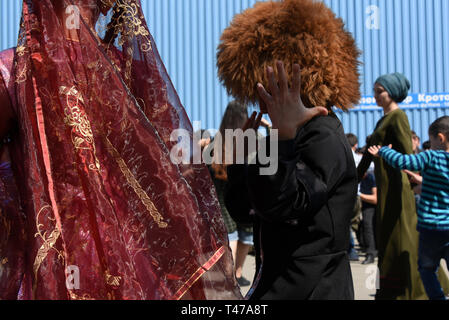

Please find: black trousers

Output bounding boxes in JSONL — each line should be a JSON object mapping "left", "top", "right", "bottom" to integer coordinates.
{"left": 362, "top": 207, "right": 377, "bottom": 256}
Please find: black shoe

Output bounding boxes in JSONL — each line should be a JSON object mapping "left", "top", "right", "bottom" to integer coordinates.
{"left": 237, "top": 276, "right": 251, "bottom": 287}
{"left": 362, "top": 254, "right": 375, "bottom": 265}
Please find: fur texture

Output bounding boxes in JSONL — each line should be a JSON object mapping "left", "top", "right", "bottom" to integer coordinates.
{"left": 217, "top": 0, "right": 361, "bottom": 110}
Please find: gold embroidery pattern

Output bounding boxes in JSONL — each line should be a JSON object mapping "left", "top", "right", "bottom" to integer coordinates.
{"left": 103, "top": 137, "right": 168, "bottom": 228}
{"left": 16, "top": 19, "right": 26, "bottom": 56}
{"left": 105, "top": 270, "right": 122, "bottom": 287}
{"left": 15, "top": 46, "right": 27, "bottom": 57}
{"left": 15, "top": 17, "right": 28, "bottom": 83}
{"left": 33, "top": 205, "right": 64, "bottom": 282}
{"left": 103, "top": 0, "right": 153, "bottom": 87}
{"left": 69, "top": 291, "right": 95, "bottom": 300}
{"left": 14, "top": 61, "right": 28, "bottom": 84}
{"left": 111, "top": 0, "right": 152, "bottom": 52}
{"left": 60, "top": 86, "right": 101, "bottom": 171}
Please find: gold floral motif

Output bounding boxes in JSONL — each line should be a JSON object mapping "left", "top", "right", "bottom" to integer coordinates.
{"left": 14, "top": 61, "right": 28, "bottom": 84}
{"left": 15, "top": 45, "right": 27, "bottom": 57}
{"left": 105, "top": 270, "right": 122, "bottom": 287}
{"left": 39, "top": 86, "right": 60, "bottom": 112}
{"left": 69, "top": 291, "right": 95, "bottom": 300}
{"left": 111, "top": 0, "right": 152, "bottom": 52}
{"left": 103, "top": 137, "right": 168, "bottom": 228}
{"left": 33, "top": 205, "right": 64, "bottom": 283}
{"left": 60, "top": 86, "right": 101, "bottom": 171}
{"left": 104, "top": 0, "right": 153, "bottom": 87}
{"left": 1, "top": 258, "right": 8, "bottom": 265}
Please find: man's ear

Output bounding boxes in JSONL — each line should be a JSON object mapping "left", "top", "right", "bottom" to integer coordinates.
{"left": 438, "top": 133, "right": 446, "bottom": 144}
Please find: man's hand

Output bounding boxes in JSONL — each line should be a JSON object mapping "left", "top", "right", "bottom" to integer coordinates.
{"left": 256, "top": 61, "right": 328, "bottom": 141}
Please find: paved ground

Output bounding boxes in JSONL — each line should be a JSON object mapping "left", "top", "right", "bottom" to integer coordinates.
{"left": 239, "top": 249, "right": 449, "bottom": 300}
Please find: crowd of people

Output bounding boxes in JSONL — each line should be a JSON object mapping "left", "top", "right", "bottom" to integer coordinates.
{"left": 0, "top": 0, "right": 448, "bottom": 301}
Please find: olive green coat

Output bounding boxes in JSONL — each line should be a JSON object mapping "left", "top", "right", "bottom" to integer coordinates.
{"left": 358, "top": 109, "right": 449, "bottom": 300}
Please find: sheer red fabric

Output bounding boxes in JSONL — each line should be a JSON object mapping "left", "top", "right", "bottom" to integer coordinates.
{"left": 0, "top": 48, "right": 26, "bottom": 300}
{"left": 0, "top": 0, "right": 242, "bottom": 300}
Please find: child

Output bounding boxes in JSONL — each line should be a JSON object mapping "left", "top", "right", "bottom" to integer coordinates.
{"left": 369, "top": 116, "right": 449, "bottom": 300}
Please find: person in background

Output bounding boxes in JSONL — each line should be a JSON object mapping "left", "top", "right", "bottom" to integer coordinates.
{"left": 368, "top": 116, "right": 449, "bottom": 300}
{"left": 347, "top": 133, "right": 362, "bottom": 167}
{"left": 412, "top": 131, "right": 422, "bottom": 155}
{"left": 208, "top": 101, "right": 255, "bottom": 287}
{"left": 346, "top": 133, "right": 362, "bottom": 261}
{"left": 423, "top": 140, "right": 431, "bottom": 151}
{"left": 357, "top": 72, "right": 449, "bottom": 300}
{"left": 358, "top": 170, "right": 377, "bottom": 265}
{"left": 409, "top": 131, "right": 423, "bottom": 207}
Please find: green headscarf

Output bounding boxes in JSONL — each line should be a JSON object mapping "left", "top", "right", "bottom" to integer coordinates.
{"left": 375, "top": 73, "right": 411, "bottom": 103}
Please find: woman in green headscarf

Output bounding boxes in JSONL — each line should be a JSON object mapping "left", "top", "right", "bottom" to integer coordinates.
{"left": 358, "top": 73, "right": 449, "bottom": 300}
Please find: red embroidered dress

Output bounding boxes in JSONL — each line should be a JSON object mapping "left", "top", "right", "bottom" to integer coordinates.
{"left": 0, "top": 0, "right": 241, "bottom": 300}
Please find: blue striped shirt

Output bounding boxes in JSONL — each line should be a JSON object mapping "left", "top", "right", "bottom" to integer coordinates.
{"left": 379, "top": 147, "right": 449, "bottom": 231}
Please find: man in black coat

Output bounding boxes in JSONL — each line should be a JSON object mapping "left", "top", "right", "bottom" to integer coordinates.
{"left": 225, "top": 61, "right": 357, "bottom": 300}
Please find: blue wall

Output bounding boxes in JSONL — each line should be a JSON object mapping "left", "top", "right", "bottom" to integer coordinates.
{"left": 1, "top": 0, "right": 449, "bottom": 145}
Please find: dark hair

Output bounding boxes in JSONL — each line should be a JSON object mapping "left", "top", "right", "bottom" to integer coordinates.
{"left": 422, "top": 140, "right": 431, "bottom": 151}
{"left": 429, "top": 116, "right": 449, "bottom": 140}
{"left": 212, "top": 101, "right": 248, "bottom": 181}
{"left": 218, "top": 101, "right": 249, "bottom": 135}
{"left": 345, "top": 133, "right": 358, "bottom": 148}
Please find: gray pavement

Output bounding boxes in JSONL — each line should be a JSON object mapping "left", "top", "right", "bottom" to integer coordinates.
{"left": 239, "top": 253, "right": 375, "bottom": 299}
{"left": 239, "top": 251, "right": 449, "bottom": 300}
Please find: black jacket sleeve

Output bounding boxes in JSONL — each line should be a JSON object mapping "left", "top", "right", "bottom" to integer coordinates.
{"left": 357, "top": 151, "right": 374, "bottom": 183}
{"left": 224, "top": 165, "right": 253, "bottom": 225}
{"left": 243, "top": 117, "right": 350, "bottom": 223}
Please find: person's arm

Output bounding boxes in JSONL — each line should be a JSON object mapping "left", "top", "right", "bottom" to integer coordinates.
{"left": 229, "top": 60, "right": 332, "bottom": 223}
{"left": 360, "top": 187, "right": 377, "bottom": 205}
{"left": 403, "top": 169, "right": 423, "bottom": 195}
{"left": 377, "top": 147, "right": 431, "bottom": 172}
{"left": 404, "top": 169, "right": 423, "bottom": 185}
{"left": 245, "top": 120, "right": 347, "bottom": 223}
{"left": 357, "top": 151, "right": 374, "bottom": 184}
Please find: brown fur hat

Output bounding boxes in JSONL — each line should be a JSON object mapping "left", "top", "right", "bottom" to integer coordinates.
{"left": 217, "top": 0, "right": 361, "bottom": 111}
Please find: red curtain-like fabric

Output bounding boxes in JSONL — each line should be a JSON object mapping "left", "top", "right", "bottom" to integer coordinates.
{"left": 0, "top": 0, "right": 241, "bottom": 300}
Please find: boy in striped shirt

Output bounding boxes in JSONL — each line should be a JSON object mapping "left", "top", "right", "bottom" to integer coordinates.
{"left": 369, "top": 116, "right": 449, "bottom": 300}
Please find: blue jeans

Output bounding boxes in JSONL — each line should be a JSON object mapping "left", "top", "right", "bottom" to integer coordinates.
{"left": 228, "top": 228, "right": 254, "bottom": 246}
{"left": 418, "top": 229, "right": 449, "bottom": 300}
